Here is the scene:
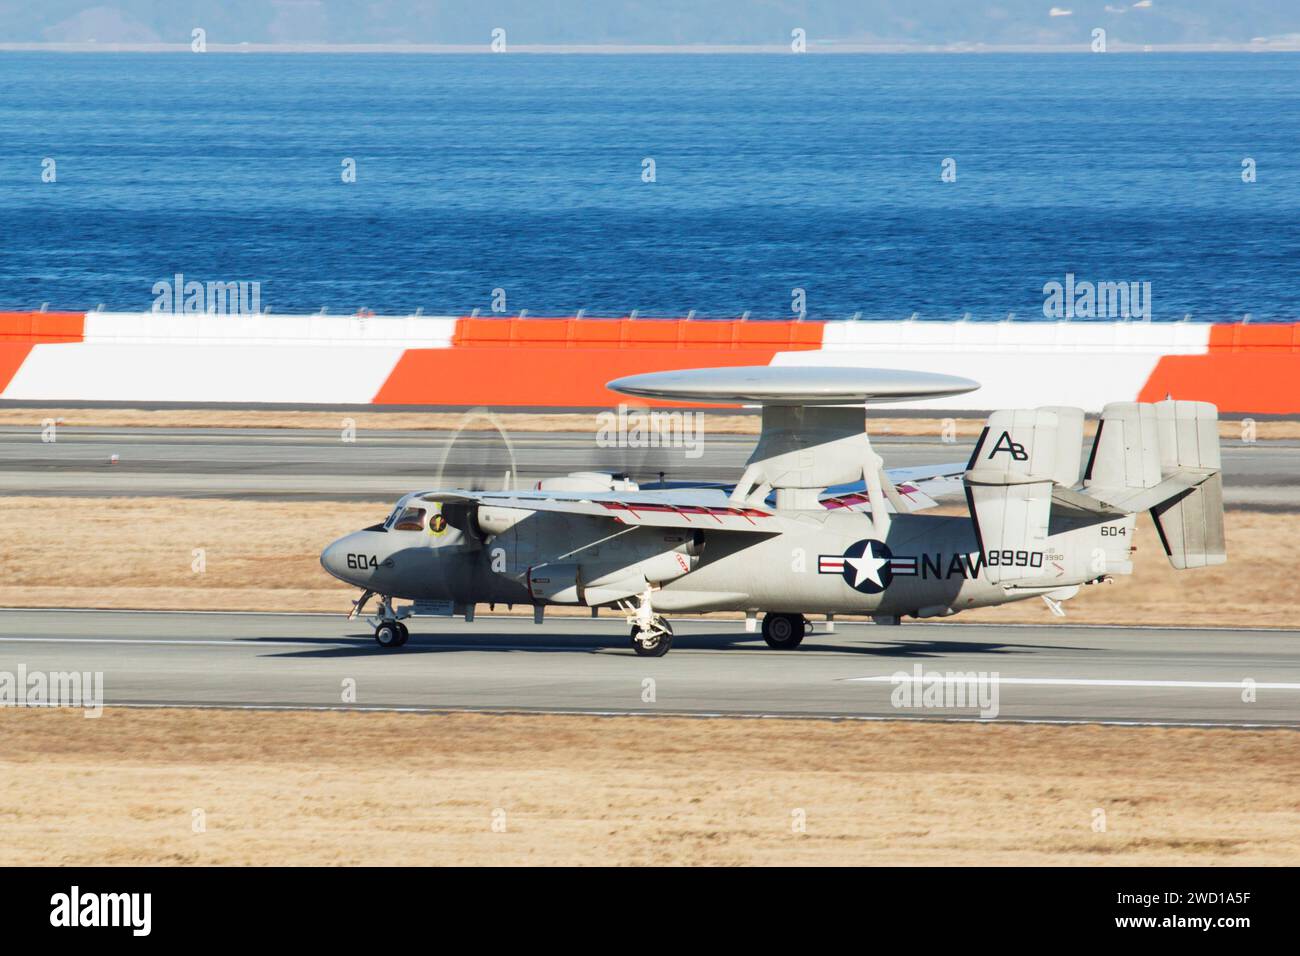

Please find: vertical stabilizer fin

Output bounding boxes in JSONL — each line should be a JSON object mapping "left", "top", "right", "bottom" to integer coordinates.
{"left": 1084, "top": 402, "right": 1161, "bottom": 494}
{"left": 1084, "top": 400, "right": 1226, "bottom": 569}
{"left": 1039, "top": 405, "right": 1085, "bottom": 487}
{"left": 964, "top": 408, "right": 1072, "bottom": 584}
{"left": 1150, "top": 400, "right": 1226, "bottom": 569}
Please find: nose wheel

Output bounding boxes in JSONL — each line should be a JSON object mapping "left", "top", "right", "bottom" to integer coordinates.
{"left": 368, "top": 595, "right": 409, "bottom": 648}
{"left": 374, "top": 621, "right": 409, "bottom": 648}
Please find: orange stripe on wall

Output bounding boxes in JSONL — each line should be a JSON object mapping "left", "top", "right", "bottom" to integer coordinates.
{"left": 451, "top": 316, "right": 824, "bottom": 350}
{"left": 0, "top": 345, "right": 35, "bottom": 394}
{"left": 0, "top": 312, "right": 85, "bottom": 393}
{"left": 374, "top": 347, "right": 821, "bottom": 407}
{"left": 1139, "top": 323, "right": 1300, "bottom": 414}
{"left": 377, "top": 319, "right": 825, "bottom": 406}
{"left": 0, "top": 311, "right": 85, "bottom": 343}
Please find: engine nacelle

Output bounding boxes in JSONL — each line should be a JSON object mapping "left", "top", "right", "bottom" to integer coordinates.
{"left": 535, "top": 472, "right": 639, "bottom": 493}
{"left": 622, "top": 549, "right": 697, "bottom": 587}
{"left": 527, "top": 547, "right": 700, "bottom": 606}
{"left": 526, "top": 562, "right": 582, "bottom": 603}
{"left": 477, "top": 505, "right": 532, "bottom": 536}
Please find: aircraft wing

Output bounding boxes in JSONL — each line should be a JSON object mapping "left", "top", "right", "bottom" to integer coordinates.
{"left": 421, "top": 488, "right": 793, "bottom": 533}
{"left": 422, "top": 462, "right": 972, "bottom": 525}
{"left": 819, "top": 484, "right": 938, "bottom": 513}
{"left": 817, "top": 462, "right": 968, "bottom": 513}
{"left": 888, "top": 461, "right": 969, "bottom": 504}
{"left": 884, "top": 462, "right": 969, "bottom": 485}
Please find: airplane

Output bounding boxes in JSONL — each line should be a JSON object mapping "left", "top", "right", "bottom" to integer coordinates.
{"left": 320, "top": 366, "right": 1226, "bottom": 656}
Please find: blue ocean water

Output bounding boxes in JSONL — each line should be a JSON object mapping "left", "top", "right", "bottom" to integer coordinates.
{"left": 0, "top": 52, "right": 1297, "bottom": 320}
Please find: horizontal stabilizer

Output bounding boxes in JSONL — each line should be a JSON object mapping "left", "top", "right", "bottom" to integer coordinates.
{"left": 1101, "top": 467, "right": 1216, "bottom": 514}
{"left": 1050, "top": 484, "right": 1128, "bottom": 517}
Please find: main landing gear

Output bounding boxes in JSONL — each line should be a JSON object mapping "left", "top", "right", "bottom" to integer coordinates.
{"left": 622, "top": 587, "right": 674, "bottom": 657}
{"left": 762, "top": 612, "right": 807, "bottom": 649}
{"left": 630, "top": 618, "right": 674, "bottom": 657}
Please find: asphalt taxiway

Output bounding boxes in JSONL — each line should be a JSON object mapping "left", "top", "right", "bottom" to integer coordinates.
{"left": 1, "top": 425, "right": 1297, "bottom": 508}
{"left": 1, "top": 609, "right": 1296, "bottom": 727}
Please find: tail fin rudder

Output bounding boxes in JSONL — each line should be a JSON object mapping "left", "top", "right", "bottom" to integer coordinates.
{"left": 1151, "top": 400, "right": 1226, "bottom": 569}
{"left": 1084, "top": 400, "right": 1226, "bottom": 569}
{"left": 1083, "top": 402, "right": 1161, "bottom": 495}
{"left": 964, "top": 408, "right": 1084, "bottom": 584}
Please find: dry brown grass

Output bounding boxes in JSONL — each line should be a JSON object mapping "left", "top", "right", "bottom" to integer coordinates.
{"left": 0, "top": 496, "right": 1294, "bottom": 628}
{"left": 3, "top": 407, "right": 1295, "bottom": 439}
{"left": 949, "top": 509, "right": 1299, "bottom": 628}
{"left": 1, "top": 407, "right": 766, "bottom": 434}
{"left": 0, "top": 496, "right": 372, "bottom": 613}
{"left": 0, "top": 708, "right": 1294, "bottom": 865}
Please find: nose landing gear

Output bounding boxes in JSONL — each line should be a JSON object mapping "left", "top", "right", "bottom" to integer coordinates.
{"left": 365, "top": 595, "right": 409, "bottom": 649}
{"left": 374, "top": 620, "right": 409, "bottom": 648}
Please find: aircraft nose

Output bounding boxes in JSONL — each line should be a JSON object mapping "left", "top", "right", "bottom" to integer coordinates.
{"left": 320, "top": 536, "right": 355, "bottom": 583}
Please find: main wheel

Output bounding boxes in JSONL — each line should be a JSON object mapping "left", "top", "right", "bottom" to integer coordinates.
{"left": 374, "top": 622, "right": 402, "bottom": 649}
{"left": 762, "top": 612, "right": 806, "bottom": 649}
{"left": 395, "top": 622, "right": 410, "bottom": 646}
{"left": 629, "top": 618, "right": 673, "bottom": 647}
{"left": 631, "top": 622, "right": 673, "bottom": 657}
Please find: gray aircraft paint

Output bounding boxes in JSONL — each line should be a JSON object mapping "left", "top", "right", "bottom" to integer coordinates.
{"left": 320, "top": 368, "right": 1224, "bottom": 648}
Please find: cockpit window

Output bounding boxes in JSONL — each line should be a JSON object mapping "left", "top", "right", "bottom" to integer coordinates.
{"left": 393, "top": 506, "right": 427, "bottom": 531}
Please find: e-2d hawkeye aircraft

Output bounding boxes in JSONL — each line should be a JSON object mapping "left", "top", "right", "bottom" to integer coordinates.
{"left": 320, "top": 366, "right": 1226, "bottom": 656}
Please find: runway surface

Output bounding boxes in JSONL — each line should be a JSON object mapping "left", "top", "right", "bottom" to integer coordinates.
{"left": 2, "top": 609, "right": 1297, "bottom": 727}
{"left": 1, "top": 424, "right": 1296, "bottom": 508}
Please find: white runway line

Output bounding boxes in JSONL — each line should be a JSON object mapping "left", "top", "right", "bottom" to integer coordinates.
{"left": 849, "top": 675, "right": 1300, "bottom": 690}
{"left": 0, "top": 637, "right": 308, "bottom": 647}
{"left": 0, "top": 636, "right": 623, "bottom": 652}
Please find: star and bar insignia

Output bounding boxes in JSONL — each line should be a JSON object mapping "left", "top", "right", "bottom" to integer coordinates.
{"left": 817, "top": 539, "right": 909, "bottom": 594}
